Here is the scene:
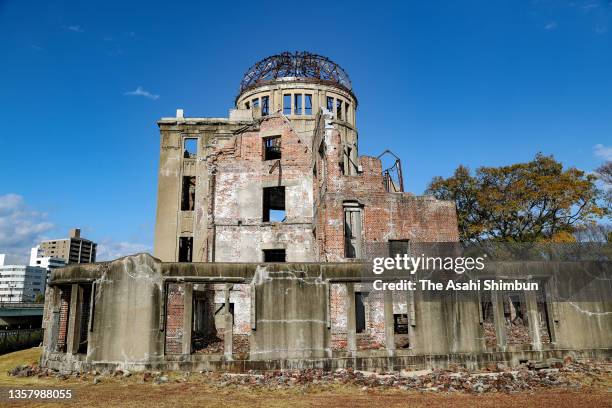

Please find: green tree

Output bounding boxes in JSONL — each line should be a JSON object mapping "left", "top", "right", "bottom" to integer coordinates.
{"left": 427, "top": 154, "right": 606, "bottom": 242}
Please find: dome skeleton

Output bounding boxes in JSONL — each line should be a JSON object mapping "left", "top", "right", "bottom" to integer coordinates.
{"left": 239, "top": 51, "right": 352, "bottom": 94}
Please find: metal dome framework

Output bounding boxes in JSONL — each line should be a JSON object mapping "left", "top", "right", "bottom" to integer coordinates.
{"left": 239, "top": 51, "right": 353, "bottom": 95}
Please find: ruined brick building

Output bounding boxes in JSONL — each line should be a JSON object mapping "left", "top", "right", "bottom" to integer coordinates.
{"left": 153, "top": 51, "right": 458, "bottom": 264}
{"left": 39, "top": 52, "right": 611, "bottom": 374}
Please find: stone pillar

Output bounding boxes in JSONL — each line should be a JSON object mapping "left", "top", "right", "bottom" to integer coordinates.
{"left": 407, "top": 287, "right": 417, "bottom": 348}
{"left": 524, "top": 289, "right": 542, "bottom": 351}
{"left": 476, "top": 292, "right": 487, "bottom": 350}
{"left": 346, "top": 283, "right": 357, "bottom": 355}
{"left": 66, "top": 284, "right": 82, "bottom": 355}
{"left": 544, "top": 281, "right": 557, "bottom": 344}
{"left": 224, "top": 284, "right": 233, "bottom": 359}
{"left": 42, "top": 286, "right": 57, "bottom": 351}
{"left": 383, "top": 290, "right": 395, "bottom": 356}
{"left": 182, "top": 283, "right": 193, "bottom": 355}
{"left": 491, "top": 290, "right": 507, "bottom": 349}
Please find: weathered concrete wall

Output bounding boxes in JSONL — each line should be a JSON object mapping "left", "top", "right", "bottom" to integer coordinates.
{"left": 41, "top": 254, "right": 166, "bottom": 372}
{"left": 250, "top": 266, "right": 329, "bottom": 359}
{"left": 41, "top": 255, "right": 612, "bottom": 373}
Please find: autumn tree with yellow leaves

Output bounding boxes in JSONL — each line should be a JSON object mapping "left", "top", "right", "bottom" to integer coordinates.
{"left": 426, "top": 154, "right": 606, "bottom": 243}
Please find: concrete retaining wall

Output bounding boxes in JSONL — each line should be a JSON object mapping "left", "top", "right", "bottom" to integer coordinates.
{"left": 40, "top": 254, "right": 612, "bottom": 373}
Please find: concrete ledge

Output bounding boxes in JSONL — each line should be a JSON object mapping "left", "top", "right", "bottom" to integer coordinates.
{"left": 42, "top": 348, "right": 612, "bottom": 374}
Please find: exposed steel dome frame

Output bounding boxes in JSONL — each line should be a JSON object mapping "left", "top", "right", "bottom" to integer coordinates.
{"left": 238, "top": 51, "right": 354, "bottom": 98}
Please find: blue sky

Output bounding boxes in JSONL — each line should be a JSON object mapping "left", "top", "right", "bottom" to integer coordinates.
{"left": 0, "top": 0, "right": 611, "bottom": 262}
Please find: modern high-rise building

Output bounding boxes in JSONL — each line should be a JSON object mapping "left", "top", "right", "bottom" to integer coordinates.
{"left": 0, "top": 255, "right": 46, "bottom": 302}
{"left": 38, "top": 228, "right": 97, "bottom": 264}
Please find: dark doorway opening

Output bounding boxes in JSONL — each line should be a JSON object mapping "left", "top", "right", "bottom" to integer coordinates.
{"left": 355, "top": 292, "right": 367, "bottom": 333}
{"left": 263, "top": 249, "right": 286, "bottom": 262}
{"left": 178, "top": 237, "right": 193, "bottom": 262}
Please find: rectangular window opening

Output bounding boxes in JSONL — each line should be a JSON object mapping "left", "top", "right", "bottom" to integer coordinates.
{"left": 304, "top": 94, "right": 312, "bottom": 115}
{"left": 263, "top": 249, "right": 286, "bottom": 262}
{"left": 181, "top": 176, "right": 196, "bottom": 211}
{"left": 283, "top": 94, "right": 292, "bottom": 115}
{"left": 393, "top": 314, "right": 409, "bottom": 334}
{"left": 326, "top": 96, "right": 334, "bottom": 113}
{"left": 537, "top": 287, "right": 553, "bottom": 344}
{"left": 78, "top": 284, "right": 92, "bottom": 354}
{"left": 263, "top": 136, "right": 281, "bottom": 161}
{"left": 294, "top": 94, "right": 302, "bottom": 115}
{"left": 263, "top": 186, "right": 286, "bottom": 222}
{"left": 183, "top": 138, "right": 197, "bottom": 158}
{"left": 178, "top": 237, "right": 193, "bottom": 262}
{"left": 336, "top": 100, "right": 343, "bottom": 120}
{"left": 261, "top": 96, "right": 269, "bottom": 116}
{"left": 344, "top": 205, "right": 362, "bottom": 258}
{"left": 191, "top": 286, "right": 221, "bottom": 354}
{"left": 355, "top": 292, "right": 367, "bottom": 333}
{"left": 504, "top": 292, "right": 531, "bottom": 346}
{"left": 245, "top": 101, "right": 250, "bottom": 109}
{"left": 389, "top": 240, "right": 410, "bottom": 257}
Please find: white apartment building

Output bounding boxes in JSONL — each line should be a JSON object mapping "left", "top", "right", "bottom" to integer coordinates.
{"left": 0, "top": 254, "right": 47, "bottom": 302}
{"left": 29, "top": 246, "right": 66, "bottom": 282}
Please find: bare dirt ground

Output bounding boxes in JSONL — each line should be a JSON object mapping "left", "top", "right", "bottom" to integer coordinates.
{"left": 1, "top": 348, "right": 610, "bottom": 408}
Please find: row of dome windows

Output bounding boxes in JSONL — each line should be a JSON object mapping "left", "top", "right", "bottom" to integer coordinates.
{"left": 244, "top": 93, "right": 352, "bottom": 121}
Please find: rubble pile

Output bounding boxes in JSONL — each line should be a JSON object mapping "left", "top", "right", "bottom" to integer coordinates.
{"left": 483, "top": 322, "right": 497, "bottom": 347}
{"left": 198, "top": 359, "right": 611, "bottom": 393}
{"left": 8, "top": 364, "right": 69, "bottom": 380}
{"left": 8, "top": 359, "right": 611, "bottom": 394}
{"left": 192, "top": 332, "right": 224, "bottom": 354}
{"left": 505, "top": 322, "right": 532, "bottom": 345}
{"left": 193, "top": 334, "right": 250, "bottom": 355}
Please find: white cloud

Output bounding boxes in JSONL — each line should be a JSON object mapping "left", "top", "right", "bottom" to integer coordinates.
{"left": 545, "top": 21, "right": 558, "bottom": 30}
{"left": 96, "top": 240, "right": 152, "bottom": 261}
{"left": 62, "top": 25, "right": 84, "bottom": 33}
{"left": 582, "top": 2, "right": 600, "bottom": 12}
{"left": 124, "top": 86, "right": 159, "bottom": 100}
{"left": 594, "top": 144, "right": 612, "bottom": 161}
{"left": 0, "top": 194, "right": 54, "bottom": 264}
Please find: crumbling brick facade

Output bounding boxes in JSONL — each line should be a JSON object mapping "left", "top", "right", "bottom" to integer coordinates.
{"left": 154, "top": 52, "right": 458, "bottom": 264}
{"left": 152, "top": 52, "right": 459, "bottom": 352}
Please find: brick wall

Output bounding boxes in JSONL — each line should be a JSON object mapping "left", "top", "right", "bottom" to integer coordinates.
{"left": 313, "top": 124, "right": 459, "bottom": 262}
{"left": 330, "top": 283, "right": 347, "bottom": 350}
{"left": 57, "top": 286, "right": 71, "bottom": 352}
{"left": 211, "top": 115, "right": 316, "bottom": 262}
{"left": 165, "top": 283, "right": 185, "bottom": 354}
